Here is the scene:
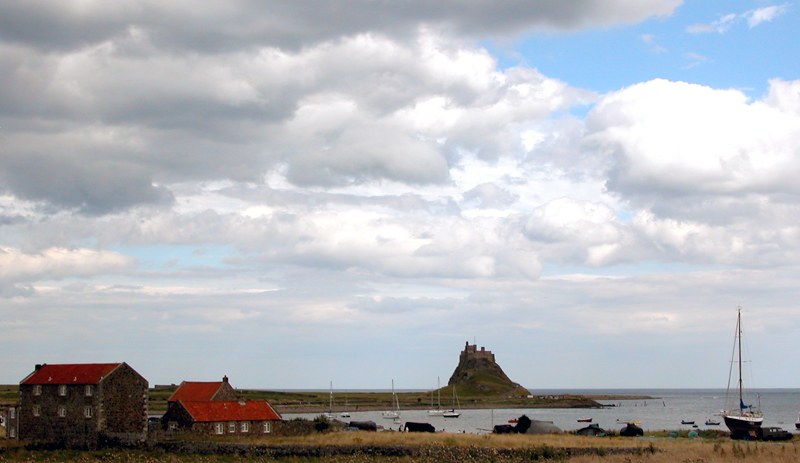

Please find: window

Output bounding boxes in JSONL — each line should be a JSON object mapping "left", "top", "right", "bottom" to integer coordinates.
{"left": 9, "top": 407, "right": 15, "bottom": 419}
{"left": 58, "top": 406, "right": 67, "bottom": 417}
{"left": 33, "top": 385, "right": 42, "bottom": 396}
{"left": 215, "top": 423, "right": 224, "bottom": 435}
{"left": 84, "top": 406, "right": 93, "bottom": 418}
{"left": 32, "top": 405, "right": 41, "bottom": 417}
{"left": 169, "top": 422, "right": 177, "bottom": 431}
{"left": 241, "top": 422, "right": 249, "bottom": 433}
{"left": 228, "top": 422, "right": 236, "bottom": 433}
{"left": 263, "top": 422, "right": 271, "bottom": 433}
{"left": 8, "top": 428, "right": 15, "bottom": 438}
{"left": 85, "top": 385, "right": 94, "bottom": 397}
{"left": 58, "top": 385, "right": 67, "bottom": 396}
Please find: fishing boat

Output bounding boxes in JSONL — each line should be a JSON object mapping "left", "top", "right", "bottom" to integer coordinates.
{"left": 681, "top": 420, "right": 695, "bottom": 425}
{"left": 428, "top": 377, "right": 446, "bottom": 416}
{"left": 705, "top": 418, "right": 720, "bottom": 426}
{"left": 795, "top": 413, "right": 800, "bottom": 430}
{"left": 722, "top": 308, "right": 763, "bottom": 438}
{"left": 577, "top": 417, "right": 593, "bottom": 423}
{"left": 382, "top": 379, "right": 402, "bottom": 419}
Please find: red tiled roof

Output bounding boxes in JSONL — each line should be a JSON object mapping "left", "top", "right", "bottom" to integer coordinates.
{"left": 21, "top": 363, "right": 121, "bottom": 385}
{"left": 181, "top": 400, "right": 281, "bottom": 422}
{"left": 168, "top": 382, "right": 225, "bottom": 402}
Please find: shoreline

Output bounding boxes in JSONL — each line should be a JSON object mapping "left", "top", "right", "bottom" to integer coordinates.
{"left": 275, "top": 395, "right": 656, "bottom": 414}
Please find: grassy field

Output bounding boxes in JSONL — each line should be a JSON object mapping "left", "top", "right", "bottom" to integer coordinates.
{"left": 141, "top": 386, "right": 597, "bottom": 414}
{"left": 1, "top": 432, "right": 798, "bottom": 462}
{"left": 0, "top": 385, "right": 18, "bottom": 407}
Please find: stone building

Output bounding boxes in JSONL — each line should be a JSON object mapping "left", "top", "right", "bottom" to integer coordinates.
{"left": 9, "top": 363, "right": 148, "bottom": 447}
{"left": 161, "top": 400, "right": 282, "bottom": 436}
{"left": 459, "top": 342, "right": 496, "bottom": 363}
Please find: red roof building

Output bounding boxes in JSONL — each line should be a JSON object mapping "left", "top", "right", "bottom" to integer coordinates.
{"left": 162, "top": 400, "right": 282, "bottom": 436}
{"left": 181, "top": 400, "right": 281, "bottom": 422}
{"left": 21, "top": 363, "right": 121, "bottom": 386}
{"left": 10, "top": 362, "right": 148, "bottom": 447}
{"left": 168, "top": 376, "right": 238, "bottom": 403}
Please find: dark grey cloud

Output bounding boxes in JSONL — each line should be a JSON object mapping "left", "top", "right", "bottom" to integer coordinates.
{"left": 0, "top": 0, "right": 682, "bottom": 52}
{"left": 0, "top": 151, "right": 172, "bottom": 215}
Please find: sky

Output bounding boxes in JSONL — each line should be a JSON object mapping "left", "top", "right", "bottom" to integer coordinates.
{"left": 1, "top": 0, "right": 799, "bottom": 391}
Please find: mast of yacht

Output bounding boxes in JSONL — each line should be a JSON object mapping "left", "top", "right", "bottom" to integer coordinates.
{"left": 736, "top": 309, "right": 743, "bottom": 412}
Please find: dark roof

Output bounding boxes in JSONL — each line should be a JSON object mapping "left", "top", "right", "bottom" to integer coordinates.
{"left": 21, "top": 363, "right": 121, "bottom": 385}
{"left": 180, "top": 400, "right": 281, "bottom": 422}
{"left": 168, "top": 381, "right": 225, "bottom": 402}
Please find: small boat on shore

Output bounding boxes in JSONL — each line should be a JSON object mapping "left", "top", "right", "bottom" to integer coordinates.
{"left": 577, "top": 417, "right": 592, "bottom": 422}
{"left": 722, "top": 308, "right": 764, "bottom": 438}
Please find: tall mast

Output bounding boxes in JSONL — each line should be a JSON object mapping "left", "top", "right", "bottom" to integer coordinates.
{"left": 737, "top": 308, "right": 743, "bottom": 410}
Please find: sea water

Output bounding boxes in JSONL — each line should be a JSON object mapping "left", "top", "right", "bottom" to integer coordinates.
{"left": 283, "top": 388, "right": 800, "bottom": 434}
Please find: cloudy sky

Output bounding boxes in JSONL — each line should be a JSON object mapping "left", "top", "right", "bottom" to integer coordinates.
{"left": 2, "top": 0, "right": 799, "bottom": 391}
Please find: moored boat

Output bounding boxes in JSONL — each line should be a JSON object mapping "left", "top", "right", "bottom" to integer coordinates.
{"left": 722, "top": 308, "right": 763, "bottom": 438}
{"left": 382, "top": 379, "right": 402, "bottom": 419}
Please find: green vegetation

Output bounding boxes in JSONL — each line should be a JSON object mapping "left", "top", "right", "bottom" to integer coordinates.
{"left": 0, "top": 385, "right": 18, "bottom": 406}
{"left": 0, "top": 385, "right": 597, "bottom": 416}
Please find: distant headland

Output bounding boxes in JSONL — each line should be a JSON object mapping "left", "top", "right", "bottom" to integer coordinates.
{"left": 252, "top": 342, "right": 649, "bottom": 414}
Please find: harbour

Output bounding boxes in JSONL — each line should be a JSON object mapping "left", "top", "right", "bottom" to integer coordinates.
{"left": 284, "top": 388, "right": 800, "bottom": 434}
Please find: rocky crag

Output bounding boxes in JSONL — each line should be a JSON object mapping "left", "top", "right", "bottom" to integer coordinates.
{"left": 447, "top": 342, "right": 531, "bottom": 397}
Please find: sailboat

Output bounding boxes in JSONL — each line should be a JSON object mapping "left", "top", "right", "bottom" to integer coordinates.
{"left": 325, "top": 382, "right": 336, "bottom": 420}
{"left": 340, "top": 392, "right": 350, "bottom": 418}
{"left": 722, "top": 308, "right": 763, "bottom": 438}
{"left": 428, "top": 377, "right": 446, "bottom": 416}
{"left": 382, "top": 379, "right": 402, "bottom": 419}
{"left": 442, "top": 385, "right": 461, "bottom": 418}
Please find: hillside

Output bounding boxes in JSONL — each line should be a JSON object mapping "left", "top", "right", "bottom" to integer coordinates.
{"left": 446, "top": 342, "right": 530, "bottom": 398}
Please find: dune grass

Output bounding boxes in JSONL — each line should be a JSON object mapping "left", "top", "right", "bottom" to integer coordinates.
{"left": 1, "top": 433, "right": 799, "bottom": 462}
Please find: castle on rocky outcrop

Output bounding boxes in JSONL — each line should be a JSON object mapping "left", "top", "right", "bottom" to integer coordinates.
{"left": 447, "top": 342, "right": 530, "bottom": 397}
{"left": 460, "top": 342, "right": 496, "bottom": 363}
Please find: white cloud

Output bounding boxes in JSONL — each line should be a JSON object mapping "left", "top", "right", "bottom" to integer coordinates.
{"left": 523, "top": 198, "right": 630, "bottom": 266}
{"left": 745, "top": 4, "right": 790, "bottom": 28}
{"left": 0, "top": 30, "right": 589, "bottom": 210}
{"left": 687, "top": 5, "right": 789, "bottom": 34}
{"left": 0, "top": 246, "right": 135, "bottom": 283}
{"left": 588, "top": 79, "right": 800, "bottom": 203}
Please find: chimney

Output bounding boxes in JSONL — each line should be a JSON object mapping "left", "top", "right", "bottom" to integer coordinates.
{"left": 35, "top": 364, "right": 43, "bottom": 371}
{"left": 223, "top": 375, "right": 229, "bottom": 383}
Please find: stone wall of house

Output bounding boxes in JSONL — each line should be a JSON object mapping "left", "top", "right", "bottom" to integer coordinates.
{"left": 18, "top": 383, "right": 101, "bottom": 447}
{"left": 99, "top": 364, "right": 148, "bottom": 443}
{"left": 212, "top": 377, "right": 239, "bottom": 401}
